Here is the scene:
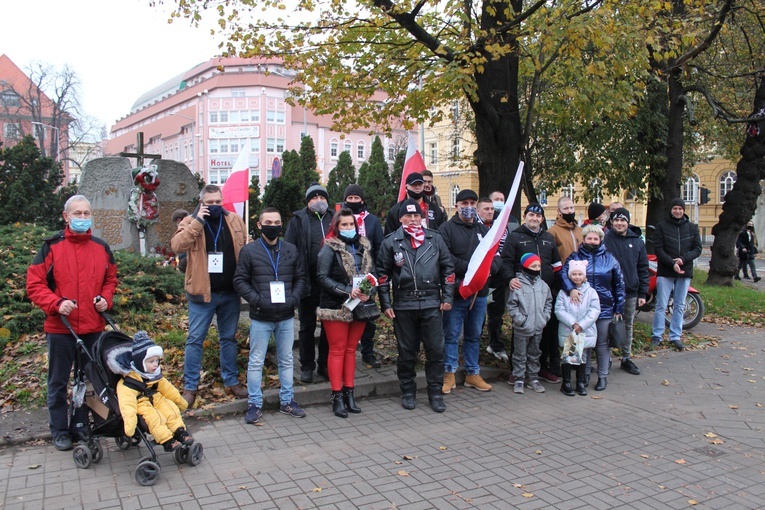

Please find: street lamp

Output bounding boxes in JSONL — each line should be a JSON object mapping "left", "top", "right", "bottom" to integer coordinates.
{"left": 31, "top": 121, "right": 60, "bottom": 161}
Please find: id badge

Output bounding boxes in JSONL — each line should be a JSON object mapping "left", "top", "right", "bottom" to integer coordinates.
{"left": 270, "top": 281, "right": 286, "bottom": 304}
{"left": 208, "top": 252, "right": 223, "bottom": 273}
{"left": 353, "top": 275, "right": 364, "bottom": 289}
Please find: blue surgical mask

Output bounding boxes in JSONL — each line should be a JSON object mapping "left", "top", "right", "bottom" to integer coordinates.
{"left": 70, "top": 218, "right": 91, "bottom": 233}
{"left": 339, "top": 228, "right": 357, "bottom": 240}
{"left": 459, "top": 206, "right": 477, "bottom": 220}
{"left": 492, "top": 201, "right": 504, "bottom": 212}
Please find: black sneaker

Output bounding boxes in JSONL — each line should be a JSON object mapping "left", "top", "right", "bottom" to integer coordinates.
{"left": 299, "top": 370, "right": 313, "bottom": 383}
{"left": 174, "top": 427, "right": 194, "bottom": 446}
{"left": 670, "top": 340, "right": 685, "bottom": 352}
{"left": 620, "top": 359, "right": 641, "bottom": 375}
{"left": 754, "top": 277, "right": 762, "bottom": 283}
{"left": 650, "top": 337, "right": 661, "bottom": 350}
{"left": 280, "top": 399, "right": 306, "bottom": 418}
{"left": 362, "top": 356, "right": 382, "bottom": 368}
{"left": 53, "top": 434, "right": 73, "bottom": 451}
{"left": 245, "top": 404, "right": 263, "bottom": 424}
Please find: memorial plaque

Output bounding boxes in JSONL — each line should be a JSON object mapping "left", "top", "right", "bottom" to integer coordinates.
{"left": 79, "top": 157, "right": 135, "bottom": 250}
{"left": 144, "top": 160, "right": 199, "bottom": 253}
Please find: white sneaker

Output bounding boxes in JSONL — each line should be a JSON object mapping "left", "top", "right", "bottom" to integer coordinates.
{"left": 486, "top": 345, "right": 509, "bottom": 362}
{"left": 513, "top": 381, "right": 524, "bottom": 394}
{"left": 528, "top": 380, "right": 546, "bottom": 393}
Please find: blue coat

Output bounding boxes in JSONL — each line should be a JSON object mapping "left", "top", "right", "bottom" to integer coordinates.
{"left": 560, "top": 244, "right": 625, "bottom": 320}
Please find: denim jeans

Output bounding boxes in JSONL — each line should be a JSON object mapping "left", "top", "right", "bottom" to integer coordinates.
{"left": 185, "top": 291, "right": 242, "bottom": 390}
{"left": 652, "top": 276, "right": 691, "bottom": 343}
{"left": 443, "top": 295, "right": 488, "bottom": 375}
{"left": 247, "top": 318, "right": 295, "bottom": 407}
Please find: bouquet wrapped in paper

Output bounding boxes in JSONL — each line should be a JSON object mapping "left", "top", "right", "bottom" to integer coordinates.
{"left": 344, "top": 273, "right": 378, "bottom": 311}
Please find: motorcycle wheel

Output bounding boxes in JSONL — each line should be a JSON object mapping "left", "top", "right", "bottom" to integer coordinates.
{"left": 665, "top": 292, "right": 705, "bottom": 330}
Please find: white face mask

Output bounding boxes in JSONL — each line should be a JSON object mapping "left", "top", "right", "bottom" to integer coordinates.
{"left": 492, "top": 201, "right": 504, "bottom": 212}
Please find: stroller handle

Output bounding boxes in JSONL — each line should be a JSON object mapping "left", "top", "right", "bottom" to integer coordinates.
{"left": 60, "top": 311, "right": 119, "bottom": 340}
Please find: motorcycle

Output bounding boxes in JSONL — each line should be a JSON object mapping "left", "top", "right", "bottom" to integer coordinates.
{"left": 636, "top": 254, "right": 705, "bottom": 330}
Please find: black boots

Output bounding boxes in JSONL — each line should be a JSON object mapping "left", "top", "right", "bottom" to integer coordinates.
{"left": 560, "top": 364, "right": 575, "bottom": 397}
{"left": 428, "top": 393, "right": 446, "bottom": 413}
{"left": 595, "top": 377, "right": 607, "bottom": 391}
{"left": 331, "top": 391, "right": 348, "bottom": 418}
{"left": 575, "top": 365, "right": 588, "bottom": 396}
{"left": 343, "top": 387, "right": 361, "bottom": 413}
{"left": 402, "top": 394, "right": 416, "bottom": 410}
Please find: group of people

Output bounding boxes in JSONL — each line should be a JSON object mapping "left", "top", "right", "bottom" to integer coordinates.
{"left": 28, "top": 175, "right": 713, "bottom": 450}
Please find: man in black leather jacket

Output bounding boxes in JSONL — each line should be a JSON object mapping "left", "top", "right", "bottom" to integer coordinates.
{"left": 651, "top": 198, "right": 702, "bottom": 351}
{"left": 376, "top": 199, "right": 455, "bottom": 413}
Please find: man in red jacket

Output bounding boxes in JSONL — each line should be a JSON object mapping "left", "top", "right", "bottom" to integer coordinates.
{"left": 26, "top": 195, "right": 118, "bottom": 451}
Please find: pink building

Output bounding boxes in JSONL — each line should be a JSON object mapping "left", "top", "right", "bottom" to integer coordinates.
{"left": 106, "top": 58, "right": 409, "bottom": 189}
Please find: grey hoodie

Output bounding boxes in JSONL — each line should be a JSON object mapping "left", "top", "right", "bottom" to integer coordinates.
{"left": 506, "top": 272, "right": 552, "bottom": 336}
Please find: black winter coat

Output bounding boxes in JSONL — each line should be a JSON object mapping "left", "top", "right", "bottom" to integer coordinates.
{"left": 501, "top": 225, "right": 562, "bottom": 290}
{"left": 376, "top": 227, "right": 455, "bottom": 311}
{"left": 736, "top": 229, "right": 757, "bottom": 261}
{"left": 653, "top": 214, "right": 702, "bottom": 278}
{"left": 284, "top": 207, "right": 332, "bottom": 295}
{"left": 439, "top": 214, "right": 500, "bottom": 298}
{"left": 233, "top": 238, "right": 305, "bottom": 322}
{"left": 316, "top": 236, "right": 375, "bottom": 319}
{"left": 604, "top": 228, "right": 649, "bottom": 299}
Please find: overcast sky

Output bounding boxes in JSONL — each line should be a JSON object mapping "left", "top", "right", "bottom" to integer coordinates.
{"left": 1, "top": 0, "right": 222, "bottom": 132}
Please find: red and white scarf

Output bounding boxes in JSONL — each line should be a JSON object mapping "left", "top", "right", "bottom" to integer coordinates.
{"left": 354, "top": 211, "right": 369, "bottom": 237}
{"left": 403, "top": 224, "right": 425, "bottom": 249}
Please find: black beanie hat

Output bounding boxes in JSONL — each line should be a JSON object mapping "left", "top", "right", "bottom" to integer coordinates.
{"left": 610, "top": 207, "right": 631, "bottom": 223}
{"left": 588, "top": 202, "right": 606, "bottom": 221}
{"left": 132, "top": 331, "right": 162, "bottom": 372}
{"left": 343, "top": 183, "right": 365, "bottom": 201}
{"left": 305, "top": 183, "right": 329, "bottom": 203}
{"left": 669, "top": 198, "right": 685, "bottom": 211}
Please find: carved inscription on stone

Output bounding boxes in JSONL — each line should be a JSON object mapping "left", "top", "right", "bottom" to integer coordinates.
{"left": 92, "top": 209, "right": 125, "bottom": 246}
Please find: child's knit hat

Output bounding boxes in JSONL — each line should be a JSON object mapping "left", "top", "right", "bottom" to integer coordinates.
{"left": 568, "top": 259, "right": 588, "bottom": 278}
{"left": 132, "top": 331, "right": 163, "bottom": 372}
{"left": 520, "top": 253, "right": 541, "bottom": 270}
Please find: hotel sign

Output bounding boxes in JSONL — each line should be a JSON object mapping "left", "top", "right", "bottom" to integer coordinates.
{"left": 209, "top": 126, "right": 260, "bottom": 139}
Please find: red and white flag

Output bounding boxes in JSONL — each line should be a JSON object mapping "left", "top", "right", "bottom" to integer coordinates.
{"left": 397, "top": 133, "right": 427, "bottom": 202}
{"left": 459, "top": 161, "right": 524, "bottom": 299}
{"left": 222, "top": 140, "right": 251, "bottom": 215}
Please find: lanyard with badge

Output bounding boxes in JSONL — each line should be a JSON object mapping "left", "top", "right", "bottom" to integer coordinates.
{"left": 349, "top": 244, "right": 364, "bottom": 290}
{"left": 261, "top": 239, "right": 286, "bottom": 303}
{"left": 206, "top": 217, "right": 224, "bottom": 273}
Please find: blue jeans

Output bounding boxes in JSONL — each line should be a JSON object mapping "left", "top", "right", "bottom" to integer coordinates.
{"left": 247, "top": 318, "right": 295, "bottom": 407}
{"left": 443, "top": 295, "right": 488, "bottom": 375}
{"left": 652, "top": 276, "right": 692, "bottom": 343}
{"left": 185, "top": 292, "right": 242, "bottom": 390}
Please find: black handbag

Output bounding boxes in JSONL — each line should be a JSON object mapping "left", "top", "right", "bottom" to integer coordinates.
{"left": 608, "top": 316, "right": 626, "bottom": 348}
{"left": 352, "top": 299, "right": 381, "bottom": 322}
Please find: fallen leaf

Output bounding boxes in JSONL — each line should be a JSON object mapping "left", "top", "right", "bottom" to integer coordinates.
{"left": 729, "top": 405, "right": 739, "bottom": 410}
{"left": 439, "top": 446, "right": 447, "bottom": 451}
{"left": 311, "top": 487, "right": 322, "bottom": 493}
{"left": 394, "top": 461, "right": 402, "bottom": 465}
{"left": 675, "top": 459, "right": 686, "bottom": 464}
{"left": 591, "top": 395, "right": 602, "bottom": 399}
{"left": 397, "top": 470, "right": 410, "bottom": 477}
{"left": 662, "top": 380, "right": 670, "bottom": 386}
{"left": 28, "top": 464, "right": 40, "bottom": 469}
{"left": 648, "top": 353, "right": 657, "bottom": 358}
{"left": 689, "top": 499, "right": 698, "bottom": 505}
{"left": 522, "top": 493, "right": 534, "bottom": 498}
{"left": 403, "top": 455, "right": 413, "bottom": 460}
{"left": 658, "top": 485, "right": 667, "bottom": 489}
{"left": 640, "top": 454, "right": 650, "bottom": 459}
{"left": 513, "top": 483, "right": 525, "bottom": 488}
{"left": 534, "top": 450, "right": 542, "bottom": 455}
{"left": 748, "top": 380, "right": 756, "bottom": 383}
{"left": 704, "top": 432, "right": 717, "bottom": 438}
{"left": 756, "top": 403, "right": 763, "bottom": 407}
{"left": 709, "top": 438, "right": 725, "bottom": 445}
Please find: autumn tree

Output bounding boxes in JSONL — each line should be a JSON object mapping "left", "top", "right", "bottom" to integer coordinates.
{"left": 262, "top": 150, "right": 304, "bottom": 225}
{"left": 358, "top": 136, "right": 394, "bottom": 218}
{"left": 326, "top": 151, "right": 356, "bottom": 204}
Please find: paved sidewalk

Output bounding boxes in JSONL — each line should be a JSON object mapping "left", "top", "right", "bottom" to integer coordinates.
{"left": 1, "top": 322, "right": 764, "bottom": 509}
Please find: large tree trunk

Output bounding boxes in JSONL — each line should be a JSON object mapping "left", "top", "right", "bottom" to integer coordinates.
{"left": 707, "top": 79, "right": 765, "bottom": 285}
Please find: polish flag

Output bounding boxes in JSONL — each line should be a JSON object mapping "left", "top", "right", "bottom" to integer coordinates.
{"left": 459, "top": 161, "right": 524, "bottom": 299}
{"left": 222, "top": 140, "right": 251, "bottom": 214}
{"left": 397, "top": 133, "right": 427, "bottom": 202}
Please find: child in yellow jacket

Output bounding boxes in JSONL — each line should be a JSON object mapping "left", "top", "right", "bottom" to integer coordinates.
{"left": 117, "top": 331, "right": 193, "bottom": 452}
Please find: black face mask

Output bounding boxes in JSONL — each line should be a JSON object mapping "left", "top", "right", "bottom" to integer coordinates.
{"left": 345, "top": 201, "right": 364, "bottom": 214}
{"left": 260, "top": 225, "right": 282, "bottom": 242}
{"left": 747, "top": 226, "right": 754, "bottom": 231}
{"left": 207, "top": 205, "right": 223, "bottom": 220}
{"left": 562, "top": 212, "right": 576, "bottom": 224}
{"left": 407, "top": 189, "right": 425, "bottom": 200}
{"left": 582, "top": 243, "right": 599, "bottom": 253}
{"left": 522, "top": 267, "right": 540, "bottom": 278}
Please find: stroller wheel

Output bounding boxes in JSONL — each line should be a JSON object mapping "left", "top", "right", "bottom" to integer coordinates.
{"left": 91, "top": 439, "right": 103, "bottom": 464}
{"left": 115, "top": 436, "right": 131, "bottom": 450}
{"left": 72, "top": 445, "right": 92, "bottom": 469}
{"left": 187, "top": 442, "right": 204, "bottom": 466}
{"left": 135, "top": 459, "right": 161, "bottom": 486}
{"left": 173, "top": 447, "right": 189, "bottom": 465}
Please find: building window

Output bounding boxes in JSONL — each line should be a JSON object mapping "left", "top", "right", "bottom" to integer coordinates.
{"left": 590, "top": 179, "right": 603, "bottom": 204}
{"left": 249, "top": 110, "right": 261, "bottom": 122}
{"left": 219, "top": 139, "right": 229, "bottom": 153}
{"left": 266, "top": 138, "right": 285, "bottom": 153}
{"left": 562, "top": 184, "right": 575, "bottom": 200}
{"left": 3, "top": 122, "right": 21, "bottom": 140}
{"left": 208, "top": 169, "right": 230, "bottom": 185}
{"left": 330, "top": 139, "right": 339, "bottom": 158}
{"left": 429, "top": 142, "right": 438, "bottom": 164}
{"left": 219, "top": 111, "right": 229, "bottom": 123}
{"left": 0, "top": 91, "right": 20, "bottom": 107}
{"left": 357, "top": 142, "right": 365, "bottom": 160}
{"left": 209, "top": 112, "right": 219, "bottom": 123}
{"left": 719, "top": 171, "right": 736, "bottom": 202}
{"left": 451, "top": 101, "right": 460, "bottom": 122}
{"left": 388, "top": 145, "right": 395, "bottom": 161}
{"left": 625, "top": 189, "right": 638, "bottom": 202}
{"left": 538, "top": 189, "right": 547, "bottom": 206}
{"left": 451, "top": 137, "right": 460, "bottom": 159}
{"left": 344, "top": 140, "right": 352, "bottom": 154}
{"left": 231, "top": 89, "right": 246, "bottom": 98}
{"left": 682, "top": 174, "right": 699, "bottom": 203}
{"left": 229, "top": 111, "right": 240, "bottom": 123}
{"left": 450, "top": 184, "right": 460, "bottom": 206}
{"left": 230, "top": 139, "right": 240, "bottom": 153}
{"left": 266, "top": 110, "right": 284, "bottom": 123}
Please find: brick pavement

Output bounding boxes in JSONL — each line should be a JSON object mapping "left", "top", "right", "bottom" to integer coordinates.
{"left": 1, "top": 323, "right": 763, "bottom": 509}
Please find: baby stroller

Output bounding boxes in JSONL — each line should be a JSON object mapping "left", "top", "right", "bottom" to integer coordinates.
{"left": 62, "top": 314, "right": 203, "bottom": 486}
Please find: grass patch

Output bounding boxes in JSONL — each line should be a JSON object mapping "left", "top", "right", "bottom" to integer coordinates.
{"left": 692, "top": 269, "right": 765, "bottom": 327}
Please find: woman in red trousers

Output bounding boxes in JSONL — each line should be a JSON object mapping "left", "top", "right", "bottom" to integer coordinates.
{"left": 316, "top": 208, "right": 375, "bottom": 417}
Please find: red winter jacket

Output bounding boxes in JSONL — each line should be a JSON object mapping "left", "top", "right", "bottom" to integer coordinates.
{"left": 26, "top": 227, "right": 118, "bottom": 335}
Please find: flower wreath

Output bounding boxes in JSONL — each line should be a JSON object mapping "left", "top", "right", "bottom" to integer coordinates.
{"left": 128, "top": 164, "right": 161, "bottom": 229}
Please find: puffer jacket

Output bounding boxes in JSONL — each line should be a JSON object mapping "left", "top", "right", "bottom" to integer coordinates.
{"left": 653, "top": 213, "right": 702, "bottom": 278}
{"left": 555, "top": 282, "right": 601, "bottom": 348}
{"left": 604, "top": 228, "right": 649, "bottom": 299}
{"left": 233, "top": 238, "right": 305, "bottom": 322}
{"left": 375, "top": 227, "right": 455, "bottom": 311}
{"left": 439, "top": 213, "right": 500, "bottom": 298}
{"left": 26, "top": 227, "right": 118, "bottom": 335}
{"left": 506, "top": 272, "right": 552, "bottom": 336}
{"left": 116, "top": 371, "right": 188, "bottom": 442}
{"left": 316, "top": 235, "right": 374, "bottom": 322}
{"left": 170, "top": 209, "right": 247, "bottom": 303}
{"left": 560, "top": 244, "right": 625, "bottom": 320}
